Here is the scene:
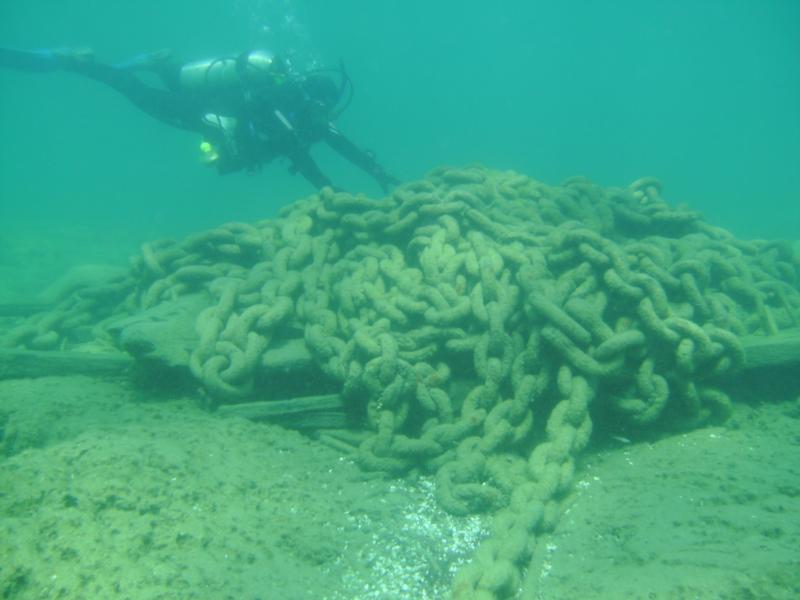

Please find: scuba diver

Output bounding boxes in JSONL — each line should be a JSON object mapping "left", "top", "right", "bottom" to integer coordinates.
{"left": 0, "top": 47, "right": 400, "bottom": 192}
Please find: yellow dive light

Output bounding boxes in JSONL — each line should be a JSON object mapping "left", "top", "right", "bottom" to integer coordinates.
{"left": 199, "top": 140, "right": 219, "bottom": 164}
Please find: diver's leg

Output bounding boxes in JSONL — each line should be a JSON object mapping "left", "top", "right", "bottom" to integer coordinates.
{"left": 114, "top": 49, "right": 181, "bottom": 90}
{"left": 76, "top": 63, "right": 201, "bottom": 132}
{"left": 0, "top": 47, "right": 199, "bottom": 132}
{"left": 68, "top": 60, "right": 201, "bottom": 131}
{"left": 114, "top": 49, "right": 172, "bottom": 71}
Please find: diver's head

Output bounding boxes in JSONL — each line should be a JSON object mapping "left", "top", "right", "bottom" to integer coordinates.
{"left": 302, "top": 74, "right": 340, "bottom": 112}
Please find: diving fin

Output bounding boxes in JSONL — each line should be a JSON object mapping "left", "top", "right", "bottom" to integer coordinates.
{"left": 0, "top": 47, "right": 94, "bottom": 72}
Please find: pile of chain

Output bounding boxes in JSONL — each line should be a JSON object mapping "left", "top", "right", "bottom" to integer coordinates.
{"left": 4, "top": 166, "right": 799, "bottom": 599}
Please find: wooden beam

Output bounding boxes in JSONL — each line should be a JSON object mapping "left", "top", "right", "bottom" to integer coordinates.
{"left": 1, "top": 328, "right": 796, "bottom": 385}
{"left": 217, "top": 393, "right": 347, "bottom": 429}
{"left": 740, "top": 328, "right": 800, "bottom": 370}
{"left": 0, "top": 349, "right": 132, "bottom": 379}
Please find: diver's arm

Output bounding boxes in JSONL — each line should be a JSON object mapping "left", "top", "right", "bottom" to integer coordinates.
{"left": 323, "top": 124, "right": 399, "bottom": 193}
{"left": 286, "top": 145, "right": 334, "bottom": 190}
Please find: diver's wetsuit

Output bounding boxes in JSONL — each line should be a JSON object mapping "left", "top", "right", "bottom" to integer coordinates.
{"left": 0, "top": 47, "right": 399, "bottom": 192}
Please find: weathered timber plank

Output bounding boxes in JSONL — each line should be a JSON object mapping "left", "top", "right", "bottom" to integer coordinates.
{"left": 0, "top": 349, "right": 133, "bottom": 379}
{"left": 741, "top": 328, "right": 800, "bottom": 370}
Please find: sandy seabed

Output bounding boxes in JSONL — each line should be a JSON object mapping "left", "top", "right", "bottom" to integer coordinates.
{"left": 528, "top": 399, "right": 800, "bottom": 600}
{"left": 0, "top": 376, "right": 485, "bottom": 600}
{"left": 0, "top": 375, "right": 798, "bottom": 600}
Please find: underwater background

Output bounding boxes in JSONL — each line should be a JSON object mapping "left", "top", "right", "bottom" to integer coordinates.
{"left": 1, "top": 2, "right": 800, "bottom": 600}
{"left": 1, "top": 0, "right": 798, "bottom": 249}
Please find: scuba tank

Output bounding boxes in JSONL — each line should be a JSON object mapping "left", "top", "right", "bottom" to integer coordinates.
{"left": 179, "top": 49, "right": 282, "bottom": 91}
